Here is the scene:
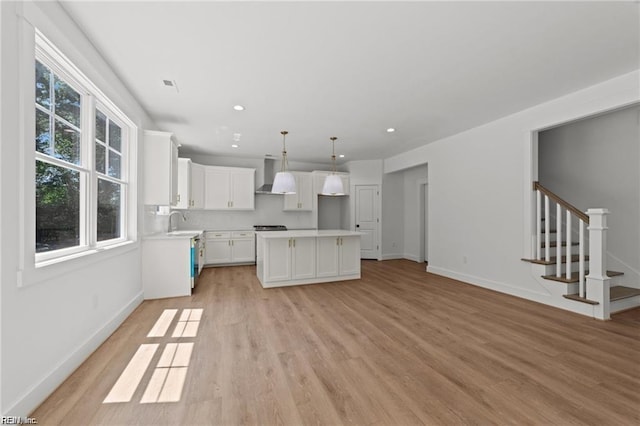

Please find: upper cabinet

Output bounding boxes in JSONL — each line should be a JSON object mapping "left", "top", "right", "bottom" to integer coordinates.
{"left": 312, "top": 171, "right": 350, "bottom": 196}
{"left": 283, "top": 172, "right": 313, "bottom": 211}
{"left": 143, "top": 130, "right": 179, "bottom": 205}
{"left": 176, "top": 159, "right": 205, "bottom": 209}
{"left": 204, "top": 166, "right": 255, "bottom": 210}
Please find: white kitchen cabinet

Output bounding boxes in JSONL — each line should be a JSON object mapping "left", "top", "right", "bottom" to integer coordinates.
{"left": 176, "top": 159, "right": 205, "bottom": 209}
{"left": 312, "top": 171, "right": 350, "bottom": 196}
{"left": 283, "top": 172, "right": 313, "bottom": 211}
{"left": 204, "top": 230, "right": 255, "bottom": 265}
{"left": 143, "top": 130, "right": 179, "bottom": 205}
{"left": 191, "top": 163, "right": 205, "bottom": 209}
{"left": 142, "top": 236, "right": 196, "bottom": 299}
{"left": 316, "top": 235, "right": 361, "bottom": 277}
{"left": 263, "top": 236, "right": 316, "bottom": 282}
{"left": 204, "top": 166, "right": 255, "bottom": 210}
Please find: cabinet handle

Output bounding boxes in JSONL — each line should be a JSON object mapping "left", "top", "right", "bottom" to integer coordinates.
{"left": 288, "top": 239, "right": 291, "bottom": 248}
{"left": 177, "top": 194, "right": 181, "bottom": 202}
{"left": 293, "top": 239, "right": 296, "bottom": 248}
{"left": 228, "top": 240, "right": 231, "bottom": 246}
{"left": 340, "top": 237, "right": 343, "bottom": 245}
{"left": 336, "top": 238, "right": 339, "bottom": 246}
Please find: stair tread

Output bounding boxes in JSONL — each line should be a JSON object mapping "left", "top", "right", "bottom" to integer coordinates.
{"left": 563, "top": 294, "right": 599, "bottom": 305}
{"left": 542, "top": 270, "right": 624, "bottom": 284}
{"left": 563, "top": 286, "right": 640, "bottom": 305}
{"left": 521, "top": 255, "right": 589, "bottom": 265}
{"left": 610, "top": 286, "right": 640, "bottom": 302}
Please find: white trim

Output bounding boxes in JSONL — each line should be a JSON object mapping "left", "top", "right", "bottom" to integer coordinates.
{"left": 381, "top": 253, "right": 404, "bottom": 260}
{"left": 18, "top": 27, "right": 138, "bottom": 279}
{"left": 3, "top": 291, "right": 143, "bottom": 418}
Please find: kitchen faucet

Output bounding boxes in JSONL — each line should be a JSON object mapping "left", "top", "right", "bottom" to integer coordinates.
{"left": 168, "top": 211, "right": 186, "bottom": 232}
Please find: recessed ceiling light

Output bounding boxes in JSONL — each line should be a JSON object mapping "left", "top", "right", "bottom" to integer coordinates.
{"left": 339, "top": 154, "right": 345, "bottom": 158}
{"left": 231, "top": 144, "right": 239, "bottom": 148}
{"left": 386, "top": 127, "right": 396, "bottom": 133}
{"left": 233, "top": 105, "right": 245, "bottom": 111}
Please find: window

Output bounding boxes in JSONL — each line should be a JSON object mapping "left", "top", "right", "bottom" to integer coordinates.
{"left": 34, "top": 32, "right": 135, "bottom": 264}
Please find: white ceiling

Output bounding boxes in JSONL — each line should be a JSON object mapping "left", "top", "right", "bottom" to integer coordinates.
{"left": 60, "top": 1, "right": 639, "bottom": 164}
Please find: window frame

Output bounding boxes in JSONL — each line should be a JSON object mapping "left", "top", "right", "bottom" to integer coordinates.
{"left": 18, "top": 27, "right": 138, "bottom": 286}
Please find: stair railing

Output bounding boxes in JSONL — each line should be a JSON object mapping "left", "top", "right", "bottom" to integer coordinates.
{"left": 533, "top": 182, "right": 589, "bottom": 297}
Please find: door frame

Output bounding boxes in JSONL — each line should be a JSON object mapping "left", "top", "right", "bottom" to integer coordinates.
{"left": 354, "top": 184, "right": 381, "bottom": 260}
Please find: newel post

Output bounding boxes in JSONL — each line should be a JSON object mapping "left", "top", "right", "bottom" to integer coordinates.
{"left": 586, "top": 209, "right": 610, "bottom": 320}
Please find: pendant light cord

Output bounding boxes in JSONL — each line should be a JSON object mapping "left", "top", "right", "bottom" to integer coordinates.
{"left": 330, "top": 137, "right": 337, "bottom": 173}
{"left": 281, "top": 131, "right": 289, "bottom": 172}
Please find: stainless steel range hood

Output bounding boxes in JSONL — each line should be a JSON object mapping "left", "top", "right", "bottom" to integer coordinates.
{"left": 255, "top": 158, "right": 279, "bottom": 194}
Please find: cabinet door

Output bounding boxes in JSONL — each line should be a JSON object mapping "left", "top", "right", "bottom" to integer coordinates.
{"left": 283, "top": 191, "right": 299, "bottom": 211}
{"left": 191, "top": 163, "right": 205, "bottom": 209}
{"left": 298, "top": 173, "right": 313, "bottom": 210}
{"left": 316, "top": 236, "right": 340, "bottom": 277}
{"left": 292, "top": 237, "right": 315, "bottom": 279}
{"left": 340, "top": 175, "right": 350, "bottom": 196}
{"left": 264, "top": 238, "right": 291, "bottom": 282}
{"left": 231, "top": 238, "right": 254, "bottom": 263}
{"left": 176, "top": 158, "right": 191, "bottom": 209}
{"left": 170, "top": 141, "right": 179, "bottom": 205}
{"left": 230, "top": 169, "right": 255, "bottom": 209}
{"left": 204, "top": 167, "right": 231, "bottom": 209}
{"left": 205, "top": 239, "right": 232, "bottom": 264}
{"left": 339, "top": 236, "right": 360, "bottom": 275}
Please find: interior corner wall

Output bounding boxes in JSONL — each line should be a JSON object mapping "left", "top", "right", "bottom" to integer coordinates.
{"left": 402, "top": 164, "right": 428, "bottom": 262}
{"left": 1, "top": 2, "right": 155, "bottom": 417}
{"left": 381, "top": 171, "right": 404, "bottom": 259}
{"left": 539, "top": 105, "right": 640, "bottom": 283}
{"left": 384, "top": 71, "right": 639, "bottom": 308}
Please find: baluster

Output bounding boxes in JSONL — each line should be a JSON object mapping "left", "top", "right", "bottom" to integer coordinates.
{"left": 544, "top": 195, "right": 550, "bottom": 262}
{"left": 579, "top": 219, "right": 585, "bottom": 298}
{"left": 566, "top": 210, "right": 572, "bottom": 280}
{"left": 556, "top": 204, "right": 562, "bottom": 277}
{"left": 536, "top": 190, "right": 542, "bottom": 260}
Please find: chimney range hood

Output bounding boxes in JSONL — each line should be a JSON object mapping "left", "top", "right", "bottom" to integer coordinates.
{"left": 255, "top": 158, "right": 280, "bottom": 194}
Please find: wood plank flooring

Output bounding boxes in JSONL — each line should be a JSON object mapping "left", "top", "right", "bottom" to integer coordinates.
{"left": 32, "top": 260, "right": 640, "bottom": 425}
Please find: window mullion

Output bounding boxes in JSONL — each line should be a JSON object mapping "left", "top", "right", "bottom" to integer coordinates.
{"left": 85, "top": 93, "right": 97, "bottom": 249}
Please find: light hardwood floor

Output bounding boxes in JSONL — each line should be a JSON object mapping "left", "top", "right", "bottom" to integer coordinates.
{"left": 32, "top": 260, "right": 640, "bottom": 425}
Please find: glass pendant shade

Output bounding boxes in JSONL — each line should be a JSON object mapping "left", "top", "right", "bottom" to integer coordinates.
{"left": 271, "top": 130, "right": 296, "bottom": 194}
{"left": 272, "top": 171, "right": 296, "bottom": 194}
{"left": 321, "top": 136, "right": 344, "bottom": 196}
{"left": 321, "top": 174, "right": 344, "bottom": 196}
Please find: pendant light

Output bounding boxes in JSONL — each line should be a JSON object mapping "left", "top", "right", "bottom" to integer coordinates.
{"left": 321, "top": 136, "right": 345, "bottom": 196}
{"left": 272, "top": 130, "right": 296, "bottom": 194}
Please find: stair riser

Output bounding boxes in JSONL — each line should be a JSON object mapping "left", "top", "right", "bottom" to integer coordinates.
{"left": 610, "top": 295, "right": 640, "bottom": 313}
{"left": 538, "top": 246, "right": 582, "bottom": 257}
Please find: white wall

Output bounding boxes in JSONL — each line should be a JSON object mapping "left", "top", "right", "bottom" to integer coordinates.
{"left": 402, "top": 164, "right": 428, "bottom": 262}
{"left": 539, "top": 105, "right": 640, "bottom": 283}
{"left": 0, "top": 2, "right": 155, "bottom": 416}
{"left": 381, "top": 171, "right": 404, "bottom": 259}
{"left": 385, "top": 71, "right": 639, "bottom": 311}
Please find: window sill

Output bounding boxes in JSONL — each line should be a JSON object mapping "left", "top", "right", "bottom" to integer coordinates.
{"left": 18, "top": 240, "right": 139, "bottom": 288}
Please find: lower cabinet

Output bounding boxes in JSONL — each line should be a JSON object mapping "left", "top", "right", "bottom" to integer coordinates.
{"left": 316, "top": 235, "right": 360, "bottom": 277}
{"left": 264, "top": 237, "right": 316, "bottom": 282}
{"left": 205, "top": 230, "right": 255, "bottom": 265}
{"left": 257, "top": 233, "right": 361, "bottom": 288}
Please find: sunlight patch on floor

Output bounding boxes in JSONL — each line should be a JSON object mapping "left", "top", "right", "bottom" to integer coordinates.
{"left": 103, "top": 344, "right": 159, "bottom": 403}
{"left": 147, "top": 309, "right": 178, "bottom": 337}
{"left": 104, "top": 308, "right": 202, "bottom": 405}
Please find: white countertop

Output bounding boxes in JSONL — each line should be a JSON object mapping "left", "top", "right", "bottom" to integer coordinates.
{"left": 143, "top": 230, "right": 205, "bottom": 240}
{"left": 256, "top": 229, "right": 362, "bottom": 238}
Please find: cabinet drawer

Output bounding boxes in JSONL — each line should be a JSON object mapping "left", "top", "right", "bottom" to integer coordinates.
{"left": 205, "top": 231, "right": 231, "bottom": 239}
{"left": 232, "top": 231, "right": 254, "bottom": 238}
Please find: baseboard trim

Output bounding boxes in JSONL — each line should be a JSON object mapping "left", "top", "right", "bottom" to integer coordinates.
{"left": 381, "top": 253, "right": 404, "bottom": 260}
{"left": 427, "top": 265, "right": 595, "bottom": 317}
{"left": 6, "top": 291, "right": 143, "bottom": 417}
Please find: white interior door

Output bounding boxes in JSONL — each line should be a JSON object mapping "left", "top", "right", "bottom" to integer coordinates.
{"left": 355, "top": 185, "right": 379, "bottom": 259}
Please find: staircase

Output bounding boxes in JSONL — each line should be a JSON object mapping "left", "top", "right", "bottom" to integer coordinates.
{"left": 522, "top": 182, "right": 640, "bottom": 320}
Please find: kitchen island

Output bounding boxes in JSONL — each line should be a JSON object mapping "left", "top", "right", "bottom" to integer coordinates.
{"left": 256, "top": 230, "right": 361, "bottom": 288}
